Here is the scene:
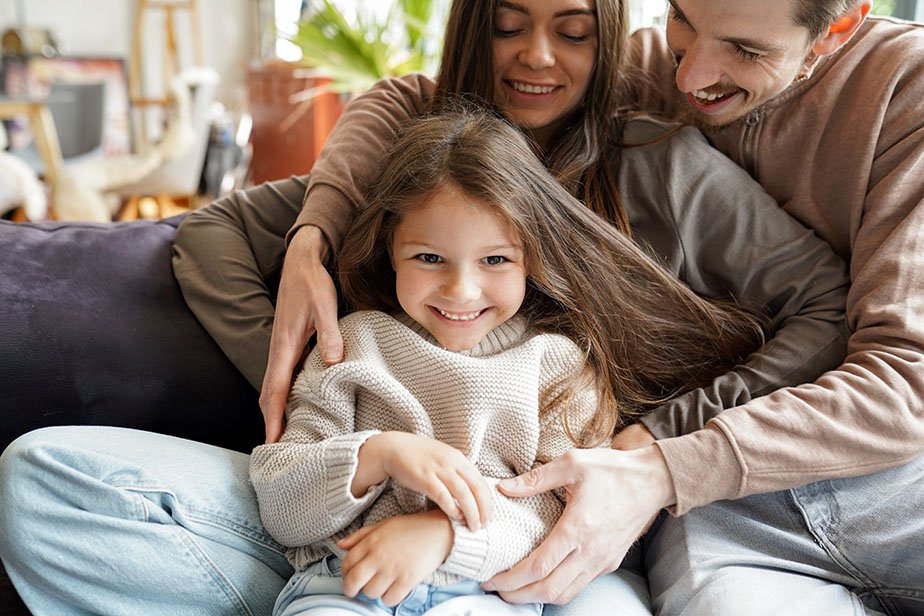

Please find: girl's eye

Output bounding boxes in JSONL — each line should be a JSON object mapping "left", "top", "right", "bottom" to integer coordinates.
{"left": 484, "top": 255, "right": 508, "bottom": 265}
{"left": 416, "top": 253, "right": 442, "bottom": 264}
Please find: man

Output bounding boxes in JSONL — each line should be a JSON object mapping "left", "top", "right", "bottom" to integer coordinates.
{"left": 487, "top": 1, "right": 924, "bottom": 614}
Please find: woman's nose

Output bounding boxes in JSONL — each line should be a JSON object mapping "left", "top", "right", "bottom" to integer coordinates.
{"left": 517, "top": 32, "right": 555, "bottom": 70}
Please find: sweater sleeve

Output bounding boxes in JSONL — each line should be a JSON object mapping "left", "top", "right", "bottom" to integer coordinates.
{"left": 287, "top": 74, "right": 435, "bottom": 253}
{"left": 249, "top": 351, "right": 387, "bottom": 547}
{"left": 635, "top": 126, "right": 850, "bottom": 445}
{"left": 439, "top": 338, "right": 591, "bottom": 581}
{"left": 172, "top": 176, "right": 308, "bottom": 389}
{"left": 658, "top": 45, "right": 924, "bottom": 513}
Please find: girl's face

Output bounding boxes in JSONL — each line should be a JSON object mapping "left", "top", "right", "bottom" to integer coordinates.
{"left": 491, "top": 0, "right": 598, "bottom": 146}
{"left": 390, "top": 184, "right": 527, "bottom": 351}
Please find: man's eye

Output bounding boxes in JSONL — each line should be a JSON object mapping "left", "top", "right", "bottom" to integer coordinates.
{"left": 484, "top": 255, "right": 507, "bottom": 265}
{"left": 734, "top": 46, "right": 762, "bottom": 61}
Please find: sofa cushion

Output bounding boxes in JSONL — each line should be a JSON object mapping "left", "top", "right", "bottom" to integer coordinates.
{"left": 0, "top": 215, "right": 262, "bottom": 453}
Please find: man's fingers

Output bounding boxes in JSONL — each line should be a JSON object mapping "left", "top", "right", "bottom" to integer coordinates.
{"left": 497, "top": 454, "right": 573, "bottom": 498}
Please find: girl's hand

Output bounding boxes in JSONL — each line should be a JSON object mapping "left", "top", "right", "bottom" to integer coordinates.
{"left": 359, "top": 432, "right": 493, "bottom": 530}
{"left": 260, "top": 226, "right": 344, "bottom": 444}
{"left": 337, "top": 509, "right": 453, "bottom": 605}
{"left": 482, "top": 447, "right": 675, "bottom": 605}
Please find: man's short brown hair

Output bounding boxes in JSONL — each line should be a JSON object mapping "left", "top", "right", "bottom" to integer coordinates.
{"left": 792, "top": 0, "right": 863, "bottom": 39}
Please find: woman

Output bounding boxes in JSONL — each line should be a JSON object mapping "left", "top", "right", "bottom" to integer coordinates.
{"left": 0, "top": 0, "right": 848, "bottom": 614}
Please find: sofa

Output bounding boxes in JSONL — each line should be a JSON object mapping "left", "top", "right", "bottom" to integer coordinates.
{"left": 0, "top": 215, "right": 266, "bottom": 614}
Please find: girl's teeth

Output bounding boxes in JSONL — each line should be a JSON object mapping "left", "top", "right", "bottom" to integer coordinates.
{"left": 436, "top": 308, "right": 482, "bottom": 321}
{"left": 512, "top": 82, "right": 556, "bottom": 94}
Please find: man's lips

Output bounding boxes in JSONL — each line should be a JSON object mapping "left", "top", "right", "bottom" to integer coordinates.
{"left": 685, "top": 88, "right": 742, "bottom": 113}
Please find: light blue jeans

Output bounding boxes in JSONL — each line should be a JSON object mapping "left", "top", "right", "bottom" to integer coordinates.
{"left": 0, "top": 426, "right": 649, "bottom": 615}
{"left": 273, "top": 555, "right": 541, "bottom": 615}
{"left": 2, "top": 427, "right": 921, "bottom": 615}
{"left": 644, "top": 455, "right": 924, "bottom": 616}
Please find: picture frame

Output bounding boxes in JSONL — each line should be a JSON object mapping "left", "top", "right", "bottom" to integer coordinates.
{"left": 1, "top": 55, "right": 132, "bottom": 157}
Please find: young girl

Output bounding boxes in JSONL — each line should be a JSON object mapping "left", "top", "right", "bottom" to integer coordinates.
{"left": 250, "top": 106, "right": 764, "bottom": 615}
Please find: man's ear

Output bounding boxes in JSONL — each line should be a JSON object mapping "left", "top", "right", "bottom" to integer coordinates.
{"left": 812, "top": 1, "right": 872, "bottom": 56}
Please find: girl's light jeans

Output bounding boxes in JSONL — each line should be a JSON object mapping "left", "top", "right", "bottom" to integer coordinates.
{"left": 273, "top": 555, "right": 540, "bottom": 615}
{"left": 0, "top": 426, "right": 648, "bottom": 615}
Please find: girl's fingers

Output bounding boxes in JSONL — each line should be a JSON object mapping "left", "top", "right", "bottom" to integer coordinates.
{"left": 338, "top": 523, "right": 376, "bottom": 550}
{"left": 458, "top": 465, "right": 494, "bottom": 527}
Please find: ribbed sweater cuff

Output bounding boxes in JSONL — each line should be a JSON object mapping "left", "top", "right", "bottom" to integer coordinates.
{"left": 439, "top": 519, "right": 490, "bottom": 581}
{"left": 324, "top": 430, "right": 385, "bottom": 518}
{"left": 655, "top": 423, "right": 744, "bottom": 515}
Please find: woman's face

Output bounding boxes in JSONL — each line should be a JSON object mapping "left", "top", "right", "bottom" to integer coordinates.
{"left": 491, "top": 0, "right": 598, "bottom": 146}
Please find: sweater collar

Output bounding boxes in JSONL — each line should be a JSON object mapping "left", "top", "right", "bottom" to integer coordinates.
{"left": 394, "top": 312, "right": 529, "bottom": 357}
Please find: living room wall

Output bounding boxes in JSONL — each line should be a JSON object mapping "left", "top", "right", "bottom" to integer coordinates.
{"left": 0, "top": 0, "right": 257, "bottom": 112}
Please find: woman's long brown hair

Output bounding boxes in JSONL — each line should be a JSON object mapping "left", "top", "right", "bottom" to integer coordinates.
{"left": 338, "top": 107, "right": 766, "bottom": 446}
{"left": 432, "top": 0, "right": 633, "bottom": 235}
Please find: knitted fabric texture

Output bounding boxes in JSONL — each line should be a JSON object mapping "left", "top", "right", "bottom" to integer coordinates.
{"left": 250, "top": 310, "right": 595, "bottom": 586}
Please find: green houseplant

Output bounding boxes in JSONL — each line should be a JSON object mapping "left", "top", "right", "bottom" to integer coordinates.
{"left": 285, "top": 0, "right": 443, "bottom": 113}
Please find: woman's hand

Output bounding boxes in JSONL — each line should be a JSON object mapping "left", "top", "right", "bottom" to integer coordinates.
{"left": 482, "top": 446, "right": 676, "bottom": 605}
{"left": 260, "top": 226, "right": 344, "bottom": 444}
{"left": 337, "top": 509, "right": 453, "bottom": 605}
{"left": 356, "top": 432, "right": 494, "bottom": 531}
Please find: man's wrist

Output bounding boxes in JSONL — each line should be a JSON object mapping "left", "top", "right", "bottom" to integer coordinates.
{"left": 638, "top": 445, "right": 677, "bottom": 509}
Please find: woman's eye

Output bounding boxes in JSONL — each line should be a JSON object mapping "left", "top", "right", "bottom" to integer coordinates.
{"left": 416, "top": 253, "right": 442, "bottom": 264}
{"left": 484, "top": 255, "right": 507, "bottom": 265}
{"left": 494, "top": 28, "right": 521, "bottom": 37}
{"left": 560, "top": 33, "right": 589, "bottom": 43}
{"left": 668, "top": 8, "right": 688, "bottom": 26}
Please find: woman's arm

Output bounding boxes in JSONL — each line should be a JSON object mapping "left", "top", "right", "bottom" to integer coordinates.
{"left": 260, "top": 74, "right": 436, "bottom": 441}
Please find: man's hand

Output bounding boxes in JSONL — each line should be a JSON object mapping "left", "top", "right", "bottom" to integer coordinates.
{"left": 337, "top": 509, "right": 453, "bottom": 606}
{"left": 260, "top": 226, "right": 344, "bottom": 444}
{"left": 611, "top": 423, "right": 656, "bottom": 450}
{"left": 357, "top": 432, "right": 494, "bottom": 531}
{"left": 482, "top": 447, "right": 676, "bottom": 605}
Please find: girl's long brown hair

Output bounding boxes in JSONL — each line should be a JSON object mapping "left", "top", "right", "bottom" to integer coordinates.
{"left": 432, "top": 0, "right": 633, "bottom": 235}
{"left": 338, "top": 107, "right": 766, "bottom": 446}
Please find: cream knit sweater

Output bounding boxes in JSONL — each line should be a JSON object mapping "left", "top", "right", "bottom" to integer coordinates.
{"left": 250, "top": 310, "right": 596, "bottom": 586}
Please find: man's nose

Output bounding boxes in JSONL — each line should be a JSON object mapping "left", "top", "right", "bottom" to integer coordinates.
{"left": 674, "top": 43, "right": 724, "bottom": 93}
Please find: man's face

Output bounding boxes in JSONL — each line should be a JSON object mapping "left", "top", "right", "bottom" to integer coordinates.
{"left": 666, "top": 0, "right": 815, "bottom": 127}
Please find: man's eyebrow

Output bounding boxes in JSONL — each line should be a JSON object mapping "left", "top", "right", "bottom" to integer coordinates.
{"left": 498, "top": 1, "right": 594, "bottom": 18}
{"left": 668, "top": 0, "right": 783, "bottom": 54}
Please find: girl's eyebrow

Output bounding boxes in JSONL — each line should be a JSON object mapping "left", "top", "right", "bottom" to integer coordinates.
{"left": 499, "top": 0, "right": 594, "bottom": 18}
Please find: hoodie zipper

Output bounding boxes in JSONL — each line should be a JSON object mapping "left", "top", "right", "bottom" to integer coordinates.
{"left": 741, "top": 110, "right": 761, "bottom": 176}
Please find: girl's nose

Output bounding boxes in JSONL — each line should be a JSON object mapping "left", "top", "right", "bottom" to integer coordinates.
{"left": 441, "top": 269, "right": 481, "bottom": 303}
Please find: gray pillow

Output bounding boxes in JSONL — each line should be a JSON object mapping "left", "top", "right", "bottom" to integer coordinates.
{"left": 0, "top": 215, "right": 261, "bottom": 452}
